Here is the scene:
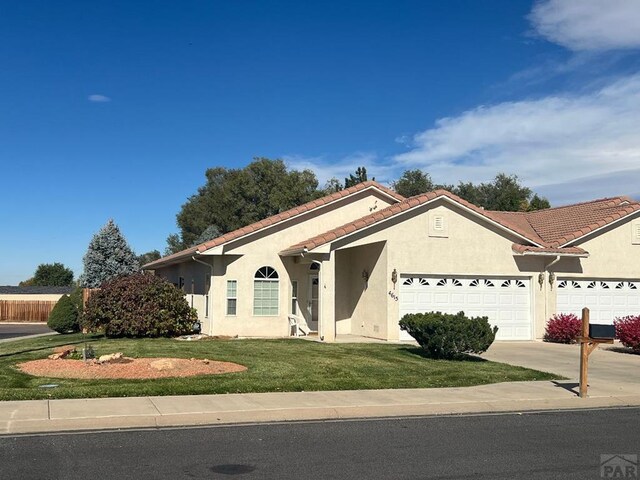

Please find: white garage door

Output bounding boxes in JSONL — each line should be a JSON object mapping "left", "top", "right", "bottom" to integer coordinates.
{"left": 399, "top": 276, "right": 532, "bottom": 341}
{"left": 556, "top": 279, "right": 640, "bottom": 324}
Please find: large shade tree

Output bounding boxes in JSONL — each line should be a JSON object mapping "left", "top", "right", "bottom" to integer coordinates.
{"left": 80, "top": 220, "right": 140, "bottom": 288}
{"left": 20, "top": 262, "right": 74, "bottom": 287}
{"left": 167, "top": 158, "right": 321, "bottom": 253}
{"left": 391, "top": 170, "right": 550, "bottom": 212}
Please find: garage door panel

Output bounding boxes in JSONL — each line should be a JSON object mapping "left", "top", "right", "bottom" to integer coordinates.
{"left": 399, "top": 276, "right": 532, "bottom": 341}
{"left": 557, "top": 278, "right": 640, "bottom": 325}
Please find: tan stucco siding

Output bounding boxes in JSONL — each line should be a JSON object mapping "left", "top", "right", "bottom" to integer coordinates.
{"left": 335, "top": 242, "right": 387, "bottom": 339}
{"left": 156, "top": 189, "right": 397, "bottom": 338}
{"left": 556, "top": 215, "right": 640, "bottom": 279}
{"left": 546, "top": 214, "right": 640, "bottom": 327}
{"left": 332, "top": 201, "right": 546, "bottom": 340}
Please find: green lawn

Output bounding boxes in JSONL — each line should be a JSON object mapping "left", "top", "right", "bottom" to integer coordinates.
{"left": 0, "top": 334, "right": 561, "bottom": 400}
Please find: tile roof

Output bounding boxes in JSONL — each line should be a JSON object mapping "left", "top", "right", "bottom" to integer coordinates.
{"left": 144, "top": 181, "right": 405, "bottom": 269}
{"left": 511, "top": 244, "right": 588, "bottom": 256}
{"left": 0, "top": 286, "right": 74, "bottom": 295}
{"left": 280, "top": 191, "right": 640, "bottom": 256}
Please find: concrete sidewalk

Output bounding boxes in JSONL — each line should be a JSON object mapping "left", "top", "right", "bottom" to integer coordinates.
{"left": 2, "top": 380, "right": 640, "bottom": 435}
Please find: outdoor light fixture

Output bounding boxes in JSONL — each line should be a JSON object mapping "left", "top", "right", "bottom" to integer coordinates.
{"left": 538, "top": 272, "right": 545, "bottom": 289}
{"left": 549, "top": 272, "right": 556, "bottom": 289}
{"left": 391, "top": 268, "right": 398, "bottom": 288}
{"left": 362, "top": 269, "right": 369, "bottom": 282}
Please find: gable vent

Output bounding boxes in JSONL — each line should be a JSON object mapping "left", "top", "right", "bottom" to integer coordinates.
{"left": 429, "top": 212, "right": 448, "bottom": 237}
{"left": 633, "top": 221, "right": 640, "bottom": 245}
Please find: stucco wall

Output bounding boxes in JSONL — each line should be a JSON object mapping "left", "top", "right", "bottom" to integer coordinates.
{"left": 155, "top": 188, "right": 397, "bottom": 338}
{"left": 332, "top": 200, "right": 546, "bottom": 340}
{"left": 335, "top": 242, "right": 387, "bottom": 339}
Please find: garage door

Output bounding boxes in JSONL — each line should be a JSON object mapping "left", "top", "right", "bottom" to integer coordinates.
{"left": 556, "top": 279, "right": 640, "bottom": 324}
{"left": 399, "top": 276, "right": 532, "bottom": 341}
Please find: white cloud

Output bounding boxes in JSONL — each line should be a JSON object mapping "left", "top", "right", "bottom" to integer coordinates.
{"left": 393, "top": 74, "right": 640, "bottom": 190}
{"left": 88, "top": 94, "right": 111, "bottom": 102}
{"left": 535, "top": 169, "right": 640, "bottom": 205}
{"left": 285, "top": 152, "right": 397, "bottom": 186}
{"left": 529, "top": 0, "right": 640, "bottom": 51}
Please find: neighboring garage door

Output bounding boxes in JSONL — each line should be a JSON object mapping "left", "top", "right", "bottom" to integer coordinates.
{"left": 399, "top": 276, "right": 532, "bottom": 341}
{"left": 556, "top": 279, "right": 640, "bottom": 324}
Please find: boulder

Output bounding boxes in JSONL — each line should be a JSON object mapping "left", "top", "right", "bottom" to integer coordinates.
{"left": 150, "top": 359, "right": 175, "bottom": 371}
{"left": 97, "top": 353, "right": 124, "bottom": 364}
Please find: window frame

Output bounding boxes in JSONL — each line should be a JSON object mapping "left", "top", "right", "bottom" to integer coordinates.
{"left": 226, "top": 280, "right": 238, "bottom": 316}
{"left": 253, "top": 267, "right": 280, "bottom": 316}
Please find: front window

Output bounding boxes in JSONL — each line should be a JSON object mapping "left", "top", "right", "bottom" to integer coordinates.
{"left": 291, "top": 281, "right": 298, "bottom": 315}
{"left": 253, "top": 266, "right": 279, "bottom": 316}
{"left": 227, "top": 280, "right": 237, "bottom": 316}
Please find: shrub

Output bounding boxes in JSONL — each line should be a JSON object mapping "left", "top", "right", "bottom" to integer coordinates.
{"left": 543, "top": 313, "right": 581, "bottom": 344}
{"left": 399, "top": 311, "right": 498, "bottom": 359}
{"left": 47, "top": 292, "right": 82, "bottom": 333}
{"left": 614, "top": 315, "right": 640, "bottom": 352}
{"left": 82, "top": 273, "right": 198, "bottom": 338}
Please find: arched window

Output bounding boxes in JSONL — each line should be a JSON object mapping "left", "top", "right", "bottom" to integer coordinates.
{"left": 254, "top": 266, "right": 279, "bottom": 316}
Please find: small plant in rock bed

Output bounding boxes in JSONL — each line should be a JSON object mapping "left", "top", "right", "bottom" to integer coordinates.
{"left": 543, "top": 313, "right": 582, "bottom": 344}
{"left": 614, "top": 315, "right": 640, "bottom": 352}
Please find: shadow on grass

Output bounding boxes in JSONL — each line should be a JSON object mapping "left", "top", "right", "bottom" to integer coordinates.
{"left": 400, "top": 346, "right": 488, "bottom": 362}
{"left": 0, "top": 336, "right": 102, "bottom": 359}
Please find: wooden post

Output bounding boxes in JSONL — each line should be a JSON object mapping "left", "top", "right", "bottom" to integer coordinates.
{"left": 579, "top": 307, "right": 590, "bottom": 398}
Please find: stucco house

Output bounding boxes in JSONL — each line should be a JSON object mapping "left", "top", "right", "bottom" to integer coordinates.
{"left": 144, "top": 181, "right": 640, "bottom": 342}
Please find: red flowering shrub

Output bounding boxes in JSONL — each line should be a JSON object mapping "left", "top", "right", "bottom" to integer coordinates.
{"left": 83, "top": 273, "right": 198, "bottom": 338}
{"left": 614, "top": 315, "right": 640, "bottom": 352}
{"left": 544, "top": 313, "right": 582, "bottom": 343}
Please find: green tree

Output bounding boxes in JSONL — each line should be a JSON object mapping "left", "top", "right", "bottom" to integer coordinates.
{"left": 167, "top": 158, "right": 320, "bottom": 253}
{"left": 137, "top": 250, "right": 162, "bottom": 266}
{"left": 23, "top": 263, "right": 74, "bottom": 287}
{"left": 80, "top": 220, "right": 140, "bottom": 288}
{"left": 392, "top": 170, "right": 435, "bottom": 197}
{"left": 344, "top": 166, "right": 373, "bottom": 188}
{"left": 452, "top": 174, "right": 550, "bottom": 212}
{"left": 527, "top": 194, "right": 551, "bottom": 211}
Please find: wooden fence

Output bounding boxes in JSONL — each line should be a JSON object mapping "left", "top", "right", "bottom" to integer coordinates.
{"left": 0, "top": 300, "right": 58, "bottom": 322}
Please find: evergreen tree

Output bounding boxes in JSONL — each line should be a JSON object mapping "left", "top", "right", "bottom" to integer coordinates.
{"left": 344, "top": 166, "right": 373, "bottom": 188}
{"left": 80, "top": 220, "right": 140, "bottom": 288}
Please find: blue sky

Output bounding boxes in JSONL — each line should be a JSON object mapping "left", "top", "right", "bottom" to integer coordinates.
{"left": 2, "top": 0, "right": 640, "bottom": 284}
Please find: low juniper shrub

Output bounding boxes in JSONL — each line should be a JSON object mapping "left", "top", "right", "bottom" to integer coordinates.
{"left": 399, "top": 311, "right": 498, "bottom": 359}
{"left": 82, "top": 273, "right": 198, "bottom": 338}
{"left": 614, "top": 315, "right": 640, "bottom": 352}
{"left": 543, "top": 313, "right": 581, "bottom": 344}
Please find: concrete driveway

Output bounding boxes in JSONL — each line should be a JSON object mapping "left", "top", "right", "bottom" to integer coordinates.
{"left": 482, "top": 341, "right": 640, "bottom": 396}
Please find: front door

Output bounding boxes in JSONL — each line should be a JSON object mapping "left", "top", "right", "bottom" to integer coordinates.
{"left": 307, "top": 274, "right": 319, "bottom": 331}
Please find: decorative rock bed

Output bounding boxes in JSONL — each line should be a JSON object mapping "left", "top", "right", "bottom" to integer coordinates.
{"left": 18, "top": 355, "right": 247, "bottom": 380}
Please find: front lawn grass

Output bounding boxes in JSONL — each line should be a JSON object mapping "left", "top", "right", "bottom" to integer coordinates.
{"left": 0, "top": 334, "right": 562, "bottom": 400}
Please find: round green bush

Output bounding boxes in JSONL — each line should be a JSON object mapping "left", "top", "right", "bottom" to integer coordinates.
{"left": 82, "top": 273, "right": 198, "bottom": 338}
{"left": 399, "top": 311, "right": 498, "bottom": 359}
{"left": 47, "top": 294, "right": 81, "bottom": 333}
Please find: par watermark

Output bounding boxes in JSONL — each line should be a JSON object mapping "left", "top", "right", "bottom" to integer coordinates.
{"left": 601, "top": 454, "right": 637, "bottom": 478}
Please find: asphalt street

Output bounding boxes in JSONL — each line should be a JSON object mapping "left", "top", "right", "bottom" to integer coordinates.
{"left": 0, "top": 323, "right": 52, "bottom": 340}
{"left": 1, "top": 407, "right": 638, "bottom": 479}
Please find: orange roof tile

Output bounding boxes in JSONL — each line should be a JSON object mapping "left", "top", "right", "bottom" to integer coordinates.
{"left": 144, "top": 181, "right": 404, "bottom": 269}
{"left": 280, "top": 191, "right": 640, "bottom": 256}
